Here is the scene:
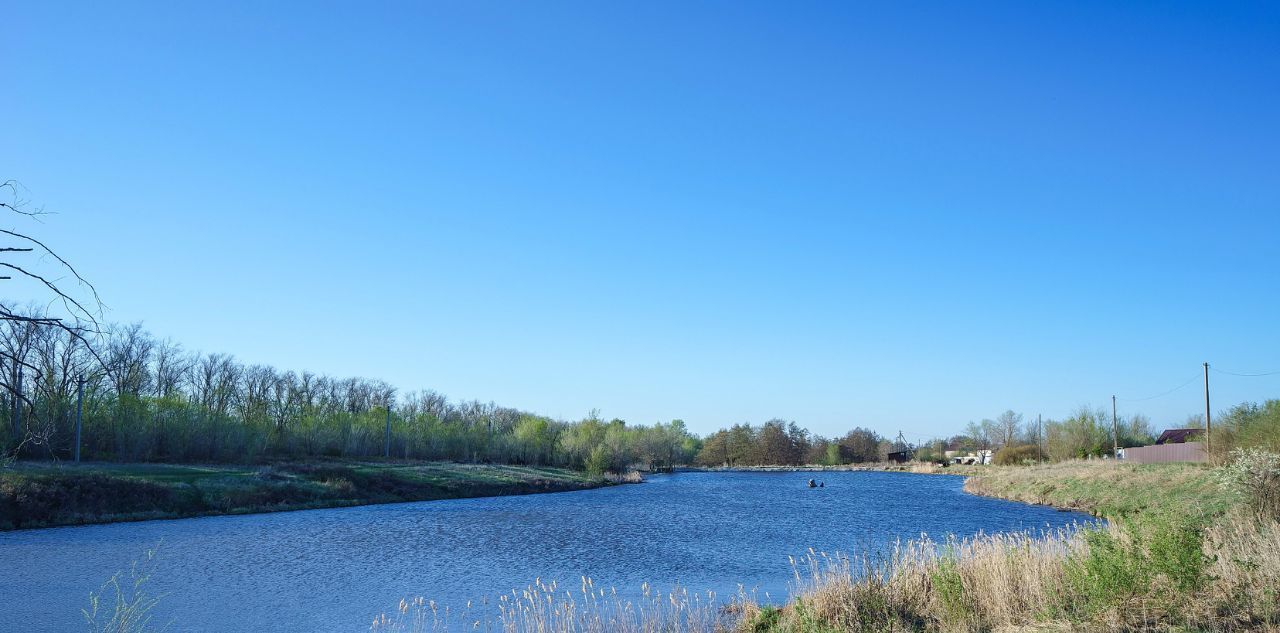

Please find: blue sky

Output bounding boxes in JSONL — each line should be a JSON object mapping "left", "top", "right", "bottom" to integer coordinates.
{"left": 3, "top": 1, "right": 1278, "bottom": 439}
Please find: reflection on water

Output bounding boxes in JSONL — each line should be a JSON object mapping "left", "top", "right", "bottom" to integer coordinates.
{"left": 0, "top": 470, "right": 1093, "bottom": 632}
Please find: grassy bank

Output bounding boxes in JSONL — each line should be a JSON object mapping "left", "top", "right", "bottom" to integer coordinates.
{"left": 962, "top": 460, "right": 1230, "bottom": 519}
{"left": 0, "top": 460, "right": 608, "bottom": 530}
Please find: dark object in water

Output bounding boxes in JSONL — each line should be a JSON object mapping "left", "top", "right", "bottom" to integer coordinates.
{"left": 819, "top": 482, "right": 824, "bottom": 488}
{"left": 807, "top": 478, "right": 816, "bottom": 488}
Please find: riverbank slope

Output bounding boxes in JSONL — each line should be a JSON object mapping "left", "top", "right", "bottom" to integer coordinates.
{"left": 0, "top": 460, "right": 608, "bottom": 530}
{"left": 963, "top": 459, "right": 1229, "bottom": 519}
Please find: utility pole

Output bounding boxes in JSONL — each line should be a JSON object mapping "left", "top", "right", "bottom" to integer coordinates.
{"left": 1112, "top": 395, "right": 1119, "bottom": 458}
{"left": 1203, "top": 362, "right": 1212, "bottom": 455}
{"left": 13, "top": 366, "right": 22, "bottom": 446}
{"left": 384, "top": 405, "right": 392, "bottom": 459}
{"left": 74, "top": 375, "right": 84, "bottom": 463}
{"left": 1037, "top": 414, "right": 1043, "bottom": 465}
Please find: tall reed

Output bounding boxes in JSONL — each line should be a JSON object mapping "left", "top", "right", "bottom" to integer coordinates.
{"left": 370, "top": 577, "right": 740, "bottom": 633}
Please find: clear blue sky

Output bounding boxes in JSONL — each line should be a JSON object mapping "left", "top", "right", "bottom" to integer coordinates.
{"left": 3, "top": 1, "right": 1278, "bottom": 440}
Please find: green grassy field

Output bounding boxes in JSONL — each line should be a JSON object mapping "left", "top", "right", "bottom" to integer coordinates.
{"left": 0, "top": 460, "right": 607, "bottom": 530}
{"left": 963, "top": 459, "right": 1231, "bottom": 520}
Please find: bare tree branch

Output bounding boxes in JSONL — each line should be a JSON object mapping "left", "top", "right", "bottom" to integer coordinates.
{"left": 0, "top": 262, "right": 101, "bottom": 331}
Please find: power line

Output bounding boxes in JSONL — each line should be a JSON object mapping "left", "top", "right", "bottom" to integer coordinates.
{"left": 1116, "top": 373, "right": 1200, "bottom": 402}
{"left": 1210, "top": 367, "right": 1280, "bottom": 377}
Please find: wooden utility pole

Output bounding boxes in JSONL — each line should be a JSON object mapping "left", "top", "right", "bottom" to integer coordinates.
{"left": 13, "top": 366, "right": 22, "bottom": 446}
{"left": 1203, "top": 362, "right": 1212, "bottom": 455}
{"left": 1112, "top": 395, "right": 1119, "bottom": 457}
{"left": 384, "top": 405, "right": 392, "bottom": 458}
{"left": 74, "top": 375, "right": 84, "bottom": 463}
{"left": 1037, "top": 414, "right": 1043, "bottom": 465}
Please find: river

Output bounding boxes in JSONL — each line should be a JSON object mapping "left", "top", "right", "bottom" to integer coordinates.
{"left": 0, "top": 470, "right": 1093, "bottom": 632}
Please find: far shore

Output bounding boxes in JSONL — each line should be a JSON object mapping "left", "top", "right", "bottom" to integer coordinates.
{"left": 675, "top": 462, "right": 980, "bottom": 475}
{"left": 0, "top": 459, "right": 616, "bottom": 531}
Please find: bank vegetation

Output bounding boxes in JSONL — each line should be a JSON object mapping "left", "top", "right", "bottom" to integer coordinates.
{"left": 1, "top": 460, "right": 603, "bottom": 530}
{"left": 2, "top": 314, "right": 699, "bottom": 475}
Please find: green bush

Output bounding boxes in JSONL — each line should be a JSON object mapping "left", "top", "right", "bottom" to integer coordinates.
{"left": 1145, "top": 513, "right": 1210, "bottom": 593}
{"left": 1063, "top": 513, "right": 1209, "bottom": 621}
{"left": 584, "top": 445, "right": 611, "bottom": 477}
{"left": 1064, "top": 519, "right": 1148, "bottom": 616}
{"left": 930, "top": 555, "right": 971, "bottom": 622}
{"left": 993, "top": 444, "right": 1039, "bottom": 465}
{"left": 747, "top": 606, "right": 782, "bottom": 632}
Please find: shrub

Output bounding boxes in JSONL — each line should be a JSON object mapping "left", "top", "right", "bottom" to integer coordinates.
{"left": 993, "top": 444, "right": 1039, "bottom": 465}
{"left": 584, "top": 445, "right": 611, "bottom": 477}
{"left": 1062, "top": 513, "right": 1210, "bottom": 623}
{"left": 747, "top": 605, "right": 782, "bottom": 632}
{"left": 929, "top": 554, "right": 972, "bottom": 622}
{"left": 1215, "top": 448, "right": 1280, "bottom": 520}
{"left": 1064, "top": 520, "right": 1148, "bottom": 617}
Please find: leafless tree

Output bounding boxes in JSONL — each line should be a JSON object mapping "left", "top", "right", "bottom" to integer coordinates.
{"left": 995, "top": 410, "right": 1023, "bottom": 447}
{"left": 2, "top": 181, "right": 107, "bottom": 461}
{"left": 106, "top": 323, "right": 153, "bottom": 398}
{"left": 269, "top": 370, "right": 300, "bottom": 440}
{"left": 192, "top": 353, "right": 240, "bottom": 417}
{"left": 152, "top": 338, "right": 190, "bottom": 399}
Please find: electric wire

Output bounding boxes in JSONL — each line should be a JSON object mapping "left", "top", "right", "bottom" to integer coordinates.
{"left": 1210, "top": 367, "right": 1280, "bottom": 377}
{"left": 1116, "top": 373, "right": 1201, "bottom": 402}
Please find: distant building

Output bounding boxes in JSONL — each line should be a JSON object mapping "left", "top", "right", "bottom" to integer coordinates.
{"left": 1155, "top": 428, "right": 1203, "bottom": 445}
{"left": 887, "top": 449, "right": 914, "bottom": 464}
{"left": 887, "top": 431, "right": 914, "bottom": 463}
{"left": 949, "top": 450, "right": 993, "bottom": 465}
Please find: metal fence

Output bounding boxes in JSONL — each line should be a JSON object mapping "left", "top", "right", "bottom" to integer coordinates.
{"left": 1121, "top": 441, "right": 1207, "bottom": 464}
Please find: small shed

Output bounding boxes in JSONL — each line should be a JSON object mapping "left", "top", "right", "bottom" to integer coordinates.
{"left": 887, "top": 449, "right": 914, "bottom": 464}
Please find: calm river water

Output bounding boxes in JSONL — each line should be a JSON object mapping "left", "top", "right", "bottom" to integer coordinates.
{"left": 0, "top": 471, "right": 1092, "bottom": 632}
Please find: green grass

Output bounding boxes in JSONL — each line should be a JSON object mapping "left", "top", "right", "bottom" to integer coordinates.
{"left": 963, "top": 460, "right": 1229, "bottom": 521}
{"left": 0, "top": 460, "right": 607, "bottom": 530}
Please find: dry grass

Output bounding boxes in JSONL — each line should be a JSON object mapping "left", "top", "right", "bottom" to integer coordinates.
{"left": 603, "top": 470, "right": 646, "bottom": 484}
{"left": 370, "top": 578, "right": 740, "bottom": 633}
{"left": 753, "top": 510, "right": 1280, "bottom": 632}
{"left": 1203, "top": 516, "right": 1280, "bottom": 627}
{"left": 770, "top": 532, "right": 1082, "bottom": 633}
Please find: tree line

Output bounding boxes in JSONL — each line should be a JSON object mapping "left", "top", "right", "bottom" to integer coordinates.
{"left": 695, "top": 422, "right": 890, "bottom": 466}
{"left": 692, "top": 403, "right": 1279, "bottom": 467}
{"left": 5, "top": 305, "right": 1272, "bottom": 472}
{"left": 0, "top": 311, "right": 700, "bottom": 473}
